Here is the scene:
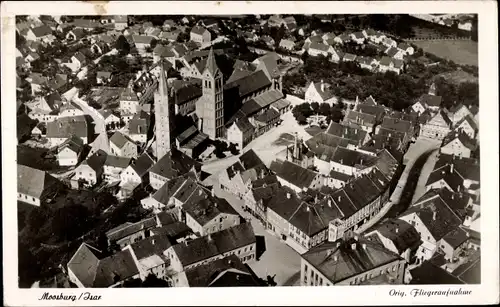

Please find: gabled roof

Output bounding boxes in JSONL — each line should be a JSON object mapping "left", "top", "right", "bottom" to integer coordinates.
{"left": 419, "top": 94, "right": 442, "bottom": 107}
{"left": 110, "top": 131, "right": 135, "bottom": 149}
{"left": 442, "top": 130, "right": 477, "bottom": 151}
{"left": 105, "top": 155, "right": 131, "bottom": 169}
{"left": 149, "top": 148, "right": 201, "bottom": 180}
{"left": 82, "top": 150, "right": 108, "bottom": 173}
{"left": 410, "top": 261, "right": 464, "bottom": 284}
{"left": 426, "top": 163, "right": 465, "bottom": 192}
{"left": 302, "top": 237, "right": 401, "bottom": 284}
{"left": 224, "top": 70, "right": 272, "bottom": 98}
{"left": 172, "top": 223, "right": 256, "bottom": 266}
{"left": 191, "top": 26, "right": 209, "bottom": 36}
{"left": 370, "top": 219, "right": 421, "bottom": 254}
{"left": 106, "top": 217, "right": 157, "bottom": 242}
{"left": 326, "top": 122, "right": 367, "bottom": 143}
{"left": 132, "top": 35, "right": 155, "bottom": 45}
{"left": 270, "top": 160, "right": 318, "bottom": 189}
{"left": 58, "top": 135, "right": 84, "bottom": 154}
{"left": 31, "top": 25, "right": 53, "bottom": 37}
{"left": 456, "top": 114, "right": 478, "bottom": 132}
{"left": 182, "top": 187, "right": 240, "bottom": 226}
{"left": 72, "top": 51, "right": 86, "bottom": 64}
{"left": 17, "top": 164, "right": 60, "bottom": 199}
{"left": 46, "top": 115, "right": 89, "bottom": 139}
{"left": 309, "top": 81, "right": 334, "bottom": 101}
{"left": 130, "top": 152, "right": 155, "bottom": 177}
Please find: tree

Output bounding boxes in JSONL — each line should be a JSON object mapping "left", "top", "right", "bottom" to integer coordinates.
{"left": 296, "top": 113, "right": 307, "bottom": 125}
{"left": 319, "top": 103, "right": 331, "bottom": 116}
{"left": 310, "top": 102, "right": 320, "bottom": 114}
{"left": 115, "top": 35, "right": 130, "bottom": 55}
{"left": 52, "top": 203, "right": 93, "bottom": 241}
{"left": 352, "top": 16, "right": 361, "bottom": 28}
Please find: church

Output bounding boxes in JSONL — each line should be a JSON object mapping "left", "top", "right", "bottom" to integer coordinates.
{"left": 153, "top": 48, "right": 289, "bottom": 158}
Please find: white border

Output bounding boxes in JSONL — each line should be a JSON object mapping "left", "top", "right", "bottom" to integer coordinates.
{"left": 2, "top": 1, "right": 498, "bottom": 306}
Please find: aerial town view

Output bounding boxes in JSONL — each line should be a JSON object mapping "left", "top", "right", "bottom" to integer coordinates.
{"left": 15, "top": 13, "right": 480, "bottom": 288}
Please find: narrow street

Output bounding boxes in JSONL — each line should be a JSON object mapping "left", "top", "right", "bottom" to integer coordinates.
{"left": 212, "top": 184, "right": 302, "bottom": 286}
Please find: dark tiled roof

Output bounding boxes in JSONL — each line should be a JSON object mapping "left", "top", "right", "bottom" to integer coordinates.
{"left": 270, "top": 160, "right": 318, "bottom": 190}
{"left": 452, "top": 251, "right": 480, "bottom": 284}
{"left": 149, "top": 148, "right": 201, "bottom": 180}
{"left": 185, "top": 255, "right": 259, "bottom": 287}
{"left": 254, "top": 108, "right": 280, "bottom": 124}
{"left": 410, "top": 261, "right": 464, "bottom": 284}
{"left": 152, "top": 222, "right": 192, "bottom": 239}
{"left": 419, "top": 94, "right": 442, "bottom": 107}
{"left": 93, "top": 249, "right": 139, "bottom": 287}
{"left": 31, "top": 25, "right": 52, "bottom": 37}
{"left": 17, "top": 164, "right": 60, "bottom": 198}
{"left": 105, "top": 155, "right": 131, "bottom": 169}
{"left": 46, "top": 115, "right": 89, "bottom": 139}
{"left": 456, "top": 114, "right": 478, "bottom": 132}
{"left": 129, "top": 235, "right": 172, "bottom": 260}
{"left": 191, "top": 26, "right": 209, "bottom": 36}
{"left": 426, "top": 164, "right": 465, "bottom": 192}
{"left": 442, "top": 227, "right": 469, "bottom": 249}
{"left": 173, "top": 223, "right": 256, "bottom": 266}
{"left": 372, "top": 219, "right": 421, "bottom": 254}
{"left": 302, "top": 238, "right": 401, "bottom": 284}
{"left": 233, "top": 117, "right": 255, "bottom": 133}
{"left": 224, "top": 70, "right": 272, "bottom": 98}
{"left": 83, "top": 150, "right": 108, "bottom": 172}
{"left": 239, "top": 149, "right": 265, "bottom": 170}
{"left": 67, "top": 243, "right": 102, "bottom": 287}
{"left": 326, "top": 122, "right": 367, "bottom": 143}
{"left": 442, "top": 130, "right": 477, "bottom": 151}
{"left": 288, "top": 200, "right": 344, "bottom": 236}
{"left": 130, "top": 152, "right": 155, "bottom": 177}
{"left": 381, "top": 117, "right": 413, "bottom": 133}
{"left": 331, "top": 147, "right": 373, "bottom": 168}
{"left": 434, "top": 154, "right": 479, "bottom": 182}
{"left": 110, "top": 131, "right": 134, "bottom": 149}
{"left": 345, "top": 110, "right": 377, "bottom": 126}
{"left": 106, "top": 217, "right": 157, "bottom": 242}
{"left": 173, "top": 82, "right": 202, "bottom": 105}
{"left": 182, "top": 187, "right": 240, "bottom": 226}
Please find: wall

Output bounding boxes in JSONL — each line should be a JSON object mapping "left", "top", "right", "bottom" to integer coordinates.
{"left": 267, "top": 208, "right": 290, "bottom": 237}
{"left": 74, "top": 164, "right": 97, "bottom": 185}
{"left": 57, "top": 147, "right": 79, "bottom": 166}
{"left": 18, "top": 192, "right": 41, "bottom": 206}
{"left": 150, "top": 173, "right": 169, "bottom": 191}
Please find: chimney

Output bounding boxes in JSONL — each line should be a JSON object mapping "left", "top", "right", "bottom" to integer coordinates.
{"left": 452, "top": 194, "right": 455, "bottom": 200}
{"left": 327, "top": 199, "right": 332, "bottom": 207}
{"left": 338, "top": 196, "right": 341, "bottom": 202}
{"left": 211, "top": 188, "right": 215, "bottom": 197}
{"left": 286, "top": 192, "right": 291, "bottom": 199}
{"left": 360, "top": 159, "right": 363, "bottom": 165}
{"left": 228, "top": 259, "right": 232, "bottom": 265}
{"left": 362, "top": 243, "right": 366, "bottom": 249}
{"left": 336, "top": 242, "right": 341, "bottom": 248}
{"left": 198, "top": 189, "right": 203, "bottom": 196}
{"left": 395, "top": 227, "right": 399, "bottom": 234}
{"left": 306, "top": 206, "right": 310, "bottom": 212}
{"left": 320, "top": 79, "right": 325, "bottom": 92}
{"left": 450, "top": 163, "right": 454, "bottom": 174}
{"left": 354, "top": 234, "right": 359, "bottom": 241}
{"left": 333, "top": 255, "right": 338, "bottom": 261}
{"left": 466, "top": 232, "right": 470, "bottom": 237}
{"left": 207, "top": 233, "right": 212, "bottom": 241}
{"left": 236, "top": 275, "right": 240, "bottom": 281}
{"left": 432, "top": 210, "right": 437, "bottom": 221}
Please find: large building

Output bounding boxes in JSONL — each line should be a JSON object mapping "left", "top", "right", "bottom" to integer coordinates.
{"left": 195, "top": 48, "right": 225, "bottom": 139}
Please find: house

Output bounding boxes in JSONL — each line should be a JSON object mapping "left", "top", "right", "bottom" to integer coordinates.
{"left": 110, "top": 131, "right": 138, "bottom": 158}
{"left": 31, "top": 92, "right": 63, "bottom": 114}
{"left": 350, "top": 32, "right": 366, "bottom": 44}
{"left": 67, "top": 243, "right": 140, "bottom": 288}
{"left": 149, "top": 148, "right": 201, "bottom": 190}
{"left": 448, "top": 104, "right": 474, "bottom": 125}
{"left": 190, "top": 26, "right": 211, "bottom": 44}
{"left": 114, "top": 15, "right": 128, "bottom": 30}
{"left": 420, "top": 111, "right": 452, "bottom": 140}
{"left": 28, "top": 72, "right": 48, "bottom": 95}
{"left": 397, "top": 42, "right": 414, "bottom": 55}
{"left": 300, "top": 236, "right": 406, "bottom": 286}
{"left": 365, "top": 219, "right": 422, "bottom": 263}
{"left": 119, "top": 152, "right": 155, "bottom": 198}
{"left": 426, "top": 159, "right": 478, "bottom": 194}
{"left": 343, "top": 110, "right": 377, "bottom": 133}
{"left": 26, "top": 25, "right": 55, "bottom": 44}
{"left": 166, "top": 223, "right": 256, "bottom": 274}
{"left": 418, "top": 94, "right": 442, "bottom": 112}
{"left": 162, "top": 19, "right": 176, "bottom": 30}
{"left": 333, "top": 33, "right": 351, "bottom": 45}
{"left": 378, "top": 56, "right": 404, "bottom": 75}
{"left": 106, "top": 216, "right": 157, "bottom": 248}
{"left": 73, "top": 18, "right": 102, "bottom": 30}
{"left": 73, "top": 150, "right": 108, "bottom": 187}
{"left": 356, "top": 56, "right": 378, "bottom": 71}
{"left": 71, "top": 52, "right": 87, "bottom": 71}
{"left": 409, "top": 260, "right": 464, "bottom": 285}
{"left": 362, "top": 29, "right": 386, "bottom": 44}
{"left": 305, "top": 80, "right": 335, "bottom": 104}
{"left": 103, "top": 155, "right": 132, "bottom": 182}
{"left": 66, "top": 28, "right": 86, "bottom": 41}
{"left": 227, "top": 117, "right": 255, "bottom": 150}
{"left": 271, "top": 98, "right": 292, "bottom": 116}
{"left": 25, "top": 52, "right": 40, "bottom": 63}
{"left": 440, "top": 131, "right": 476, "bottom": 159}
{"left": 307, "top": 42, "right": 334, "bottom": 57}
{"left": 381, "top": 37, "right": 397, "bottom": 48}
{"left": 119, "top": 88, "right": 140, "bottom": 115}
{"left": 176, "top": 255, "right": 262, "bottom": 287}
{"left": 144, "top": 27, "right": 162, "bottom": 39}
{"left": 181, "top": 187, "right": 241, "bottom": 237}
{"left": 96, "top": 71, "right": 113, "bottom": 84}
{"left": 132, "top": 35, "right": 155, "bottom": 52}
{"left": 385, "top": 46, "right": 405, "bottom": 60}
{"left": 398, "top": 189, "right": 467, "bottom": 264}
{"left": 326, "top": 121, "right": 370, "bottom": 147}
{"left": 458, "top": 20, "right": 473, "bottom": 31}
{"left": 279, "top": 38, "right": 296, "bottom": 51}
{"left": 270, "top": 160, "right": 323, "bottom": 193}
{"left": 31, "top": 122, "right": 47, "bottom": 138}
{"left": 342, "top": 53, "right": 357, "bottom": 62}
{"left": 218, "top": 149, "right": 269, "bottom": 199}
{"left": 59, "top": 102, "right": 85, "bottom": 118}
{"left": 46, "top": 115, "right": 90, "bottom": 147}
{"left": 56, "top": 135, "right": 85, "bottom": 166}
{"left": 454, "top": 115, "right": 478, "bottom": 139}
{"left": 127, "top": 111, "right": 150, "bottom": 144}
{"left": 17, "top": 164, "right": 62, "bottom": 207}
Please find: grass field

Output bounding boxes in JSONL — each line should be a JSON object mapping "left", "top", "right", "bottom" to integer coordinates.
{"left": 436, "top": 69, "right": 478, "bottom": 84}
{"left": 413, "top": 39, "right": 478, "bottom": 66}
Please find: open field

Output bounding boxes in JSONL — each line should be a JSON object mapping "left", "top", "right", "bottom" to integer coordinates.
{"left": 436, "top": 69, "right": 478, "bottom": 84}
{"left": 413, "top": 39, "right": 478, "bottom": 66}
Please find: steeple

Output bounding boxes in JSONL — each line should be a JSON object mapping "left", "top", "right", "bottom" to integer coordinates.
{"left": 205, "top": 47, "right": 219, "bottom": 77}
{"left": 159, "top": 59, "right": 168, "bottom": 95}
{"left": 154, "top": 59, "right": 172, "bottom": 160}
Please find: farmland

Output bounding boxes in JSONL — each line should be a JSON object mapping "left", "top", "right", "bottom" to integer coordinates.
{"left": 413, "top": 39, "right": 478, "bottom": 66}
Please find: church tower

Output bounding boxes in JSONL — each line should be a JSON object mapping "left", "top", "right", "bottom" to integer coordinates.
{"left": 154, "top": 60, "right": 172, "bottom": 160}
{"left": 197, "top": 48, "right": 224, "bottom": 139}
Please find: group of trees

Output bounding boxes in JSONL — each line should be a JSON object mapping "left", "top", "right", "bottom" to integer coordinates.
{"left": 292, "top": 101, "right": 345, "bottom": 126}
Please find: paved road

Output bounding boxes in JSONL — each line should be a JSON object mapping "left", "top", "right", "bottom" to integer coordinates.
{"left": 213, "top": 185, "right": 302, "bottom": 286}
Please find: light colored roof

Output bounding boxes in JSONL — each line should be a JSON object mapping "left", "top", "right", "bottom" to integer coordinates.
{"left": 17, "top": 164, "right": 60, "bottom": 199}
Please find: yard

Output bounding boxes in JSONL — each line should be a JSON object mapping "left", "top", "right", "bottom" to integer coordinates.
{"left": 413, "top": 39, "right": 478, "bottom": 66}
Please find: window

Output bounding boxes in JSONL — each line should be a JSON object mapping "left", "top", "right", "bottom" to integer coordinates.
{"left": 250, "top": 245, "right": 253, "bottom": 251}
{"left": 32, "top": 197, "right": 35, "bottom": 201}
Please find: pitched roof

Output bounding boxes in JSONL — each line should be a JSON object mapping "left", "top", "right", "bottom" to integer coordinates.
{"left": 302, "top": 237, "right": 401, "bottom": 284}
{"left": 309, "top": 81, "right": 335, "bottom": 101}
{"left": 17, "top": 164, "right": 60, "bottom": 199}
{"left": 442, "top": 227, "right": 469, "bottom": 249}
{"left": 93, "top": 249, "right": 140, "bottom": 287}
{"left": 451, "top": 251, "right": 480, "bottom": 284}
{"left": 224, "top": 70, "right": 272, "bottom": 98}
{"left": 172, "top": 223, "right": 256, "bottom": 266}
{"left": 104, "top": 155, "right": 131, "bottom": 168}
{"left": 443, "top": 130, "right": 477, "bottom": 151}
{"left": 426, "top": 163, "right": 465, "bottom": 192}
{"left": 254, "top": 108, "right": 280, "bottom": 124}
{"left": 370, "top": 219, "right": 421, "bottom": 254}
{"left": 233, "top": 117, "right": 255, "bottom": 133}
{"left": 402, "top": 192, "right": 462, "bottom": 241}
{"left": 183, "top": 187, "right": 240, "bottom": 226}
{"left": 46, "top": 115, "right": 90, "bottom": 139}
{"left": 31, "top": 25, "right": 53, "bottom": 37}
{"left": 184, "top": 255, "right": 260, "bottom": 287}
{"left": 149, "top": 148, "right": 201, "bottom": 180}
{"left": 58, "top": 135, "right": 84, "bottom": 153}
{"left": 82, "top": 150, "right": 108, "bottom": 172}
{"left": 326, "top": 122, "right": 367, "bottom": 143}
{"left": 456, "top": 114, "right": 478, "bottom": 132}
{"left": 106, "top": 217, "right": 157, "bottom": 242}
{"left": 344, "top": 110, "right": 377, "bottom": 126}
{"left": 129, "top": 235, "right": 172, "bottom": 262}
{"left": 73, "top": 18, "right": 102, "bottom": 29}
{"left": 419, "top": 94, "right": 442, "bottom": 107}
{"left": 191, "top": 26, "right": 209, "bottom": 36}
{"left": 410, "top": 261, "right": 464, "bottom": 284}
{"left": 270, "top": 160, "right": 318, "bottom": 189}
{"left": 381, "top": 117, "right": 413, "bottom": 133}
{"left": 110, "top": 131, "right": 135, "bottom": 149}
{"left": 331, "top": 147, "right": 373, "bottom": 168}
{"left": 130, "top": 152, "right": 155, "bottom": 177}
{"left": 132, "top": 35, "right": 155, "bottom": 45}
